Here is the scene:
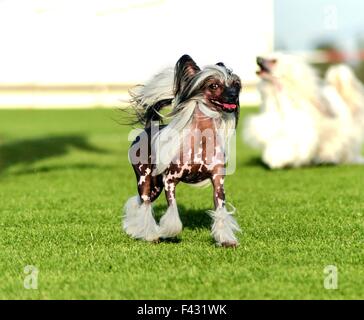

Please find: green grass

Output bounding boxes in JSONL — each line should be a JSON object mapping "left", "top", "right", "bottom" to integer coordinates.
{"left": 0, "top": 108, "right": 363, "bottom": 300}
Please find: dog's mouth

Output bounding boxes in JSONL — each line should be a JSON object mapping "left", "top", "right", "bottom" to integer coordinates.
{"left": 256, "top": 57, "right": 275, "bottom": 76}
{"left": 210, "top": 99, "right": 237, "bottom": 112}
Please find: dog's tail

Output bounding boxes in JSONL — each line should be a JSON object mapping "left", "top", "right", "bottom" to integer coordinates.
{"left": 129, "top": 67, "right": 175, "bottom": 127}
{"left": 325, "top": 64, "right": 364, "bottom": 116}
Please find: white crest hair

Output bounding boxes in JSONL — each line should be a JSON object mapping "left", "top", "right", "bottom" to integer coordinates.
{"left": 148, "top": 65, "right": 237, "bottom": 174}
{"left": 129, "top": 67, "right": 175, "bottom": 120}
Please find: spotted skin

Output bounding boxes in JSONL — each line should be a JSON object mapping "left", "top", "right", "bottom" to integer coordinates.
{"left": 132, "top": 162, "right": 163, "bottom": 203}
{"left": 130, "top": 108, "right": 227, "bottom": 213}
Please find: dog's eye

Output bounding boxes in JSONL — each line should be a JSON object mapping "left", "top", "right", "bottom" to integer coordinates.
{"left": 209, "top": 83, "right": 219, "bottom": 90}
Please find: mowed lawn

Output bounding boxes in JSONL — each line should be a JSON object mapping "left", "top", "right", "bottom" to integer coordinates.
{"left": 0, "top": 108, "right": 363, "bottom": 300}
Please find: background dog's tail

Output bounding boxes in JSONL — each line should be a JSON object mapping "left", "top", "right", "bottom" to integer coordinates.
{"left": 129, "top": 67, "right": 175, "bottom": 127}
{"left": 325, "top": 64, "right": 364, "bottom": 116}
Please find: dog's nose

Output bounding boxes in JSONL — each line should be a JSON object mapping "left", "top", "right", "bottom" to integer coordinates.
{"left": 257, "top": 57, "right": 264, "bottom": 65}
{"left": 224, "top": 87, "right": 239, "bottom": 102}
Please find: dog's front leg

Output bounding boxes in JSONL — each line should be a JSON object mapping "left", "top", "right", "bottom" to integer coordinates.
{"left": 123, "top": 164, "right": 160, "bottom": 242}
{"left": 209, "top": 172, "right": 240, "bottom": 247}
{"left": 159, "top": 176, "right": 183, "bottom": 238}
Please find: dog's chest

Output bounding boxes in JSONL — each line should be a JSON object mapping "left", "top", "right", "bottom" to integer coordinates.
{"left": 165, "top": 113, "right": 225, "bottom": 183}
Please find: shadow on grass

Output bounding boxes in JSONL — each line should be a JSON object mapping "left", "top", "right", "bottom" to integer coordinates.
{"left": 12, "top": 163, "right": 115, "bottom": 176}
{"left": 243, "top": 156, "right": 270, "bottom": 170}
{"left": 154, "top": 204, "right": 211, "bottom": 231}
{"left": 0, "top": 135, "right": 108, "bottom": 174}
{"left": 243, "top": 156, "right": 339, "bottom": 171}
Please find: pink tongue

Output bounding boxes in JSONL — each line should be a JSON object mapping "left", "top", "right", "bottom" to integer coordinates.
{"left": 223, "top": 103, "right": 237, "bottom": 110}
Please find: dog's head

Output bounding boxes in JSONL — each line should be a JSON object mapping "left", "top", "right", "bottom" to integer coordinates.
{"left": 174, "top": 55, "right": 241, "bottom": 114}
{"left": 255, "top": 53, "right": 323, "bottom": 107}
{"left": 256, "top": 56, "right": 278, "bottom": 80}
{"left": 256, "top": 53, "right": 337, "bottom": 117}
{"left": 256, "top": 54, "right": 318, "bottom": 88}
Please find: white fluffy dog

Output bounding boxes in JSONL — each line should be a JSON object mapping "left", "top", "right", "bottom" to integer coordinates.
{"left": 243, "top": 53, "right": 364, "bottom": 169}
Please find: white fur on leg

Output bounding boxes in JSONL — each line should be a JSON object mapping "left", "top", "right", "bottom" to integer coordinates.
{"left": 208, "top": 206, "right": 241, "bottom": 246}
{"left": 159, "top": 201, "right": 183, "bottom": 238}
{"left": 122, "top": 196, "right": 160, "bottom": 241}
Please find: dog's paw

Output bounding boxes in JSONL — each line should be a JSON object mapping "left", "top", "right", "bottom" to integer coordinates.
{"left": 159, "top": 219, "right": 182, "bottom": 239}
{"left": 144, "top": 230, "right": 161, "bottom": 242}
{"left": 209, "top": 207, "right": 241, "bottom": 248}
{"left": 158, "top": 203, "right": 183, "bottom": 239}
{"left": 221, "top": 241, "right": 238, "bottom": 248}
{"left": 123, "top": 198, "right": 160, "bottom": 242}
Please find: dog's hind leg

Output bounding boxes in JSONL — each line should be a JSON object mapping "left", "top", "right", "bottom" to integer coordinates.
{"left": 159, "top": 177, "right": 183, "bottom": 239}
{"left": 209, "top": 173, "right": 241, "bottom": 247}
{"left": 123, "top": 164, "right": 160, "bottom": 242}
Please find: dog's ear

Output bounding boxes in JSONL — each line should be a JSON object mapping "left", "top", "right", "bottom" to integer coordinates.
{"left": 174, "top": 54, "right": 200, "bottom": 96}
{"left": 217, "top": 62, "right": 233, "bottom": 75}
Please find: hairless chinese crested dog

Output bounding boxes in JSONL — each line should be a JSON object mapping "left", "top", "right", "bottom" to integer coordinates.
{"left": 123, "top": 55, "right": 242, "bottom": 247}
